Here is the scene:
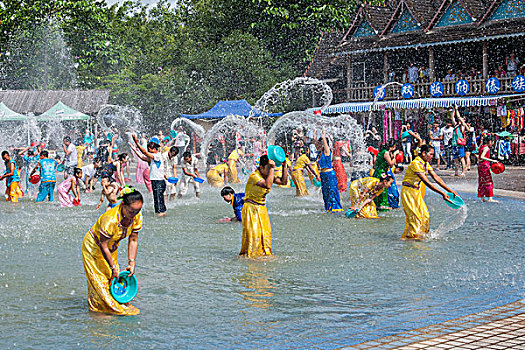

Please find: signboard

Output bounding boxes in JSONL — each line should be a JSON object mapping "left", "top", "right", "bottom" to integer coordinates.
{"left": 401, "top": 83, "right": 414, "bottom": 99}
{"left": 455, "top": 79, "right": 470, "bottom": 96}
{"left": 429, "top": 81, "right": 444, "bottom": 97}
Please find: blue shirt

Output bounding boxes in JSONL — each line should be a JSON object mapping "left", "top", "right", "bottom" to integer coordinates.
{"left": 232, "top": 193, "right": 245, "bottom": 222}
{"left": 4, "top": 159, "right": 20, "bottom": 186}
{"left": 23, "top": 155, "right": 40, "bottom": 169}
{"left": 318, "top": 151, "right": 333, "bottom": 170}
{"left": 39, "top": 158, "right": 58, "bottom": 183}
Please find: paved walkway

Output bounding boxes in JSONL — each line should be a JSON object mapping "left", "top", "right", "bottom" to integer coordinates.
{"left": 343, "top": 300, "right": 525, "bottom": 349}
{"left": 394, "top": 166, "right": 525, "bottom": 200}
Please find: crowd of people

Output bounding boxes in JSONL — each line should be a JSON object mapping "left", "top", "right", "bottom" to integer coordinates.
{"left": 1, "top": 105, "right": 509, "bottom": 316}
{"left": 387, "top": 53, "right": 524, "bottom": 84}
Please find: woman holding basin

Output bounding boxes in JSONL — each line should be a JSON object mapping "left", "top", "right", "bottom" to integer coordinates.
{"left": 240, "top": 149, "right": 288, "bottom": 258}
{"left": 401, "top": 144, "right": 459, "bottom": 240}
{"left": 81, "top": 187, "right": 143, "bottom": 315}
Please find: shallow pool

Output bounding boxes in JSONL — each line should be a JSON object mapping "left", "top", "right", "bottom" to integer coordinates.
{"left": 0, "top": 183, "right": 524, "bottom": 349}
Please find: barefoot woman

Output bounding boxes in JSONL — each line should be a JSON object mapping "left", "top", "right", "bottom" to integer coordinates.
{"left": 81, "top": 186, "right": 143, "bottom": 315}
{"left": 240, "top": 155, "right": 288, "bottom": 258}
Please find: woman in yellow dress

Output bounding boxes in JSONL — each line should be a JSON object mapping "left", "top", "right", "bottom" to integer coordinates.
{"left": 206, "top": 163, "right": 229, "bottom": 188}
{"left": 240, "top": 155, "right": 288, "bottom": 258}
{"left": 348, "top": 174, "right": 393, "bottom": 219}
{"left": 227, "top": 148, "right": 243, "bottom": 184}
{"left": 401, "top": 144, "right": 457, "bottom": 240}
{"left": 81, "top": 186, "right": 143, "bottom": 315}
{"left": 291, "top": 150, "right": 320, "bottom": 197}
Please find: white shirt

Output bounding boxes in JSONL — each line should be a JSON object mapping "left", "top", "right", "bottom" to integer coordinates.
{"left": 65, "top": 143, "right": 78, "bottom": 167}
{"left": 162, "top": 151, "right": 178, "bottom": 177}
{"left": 182, "top": 157, "right": 198, "bottom": 178}
{"left": 441, "top": 126, "right": 454, "bottom": 146}
{"left": 174, "top": 132, "right": 189, "bottom": 147}
{"left": 148, "top": 152, "right": 165, "bottom": 180}
{"left": 81, "top": 164, "right": 95, "bottom": 181}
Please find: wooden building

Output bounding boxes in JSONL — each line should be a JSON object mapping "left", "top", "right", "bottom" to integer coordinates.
{"left": 306, "top": 0, "right": 525, "bottom": 105}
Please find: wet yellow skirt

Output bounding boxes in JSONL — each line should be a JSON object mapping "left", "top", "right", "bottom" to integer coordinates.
{"left": 81, "top": 232, "right": 140, "bottom": 315}
{"left": 206, "top": 169, "right": 224, "bottom": 188}
{"left": 291, "top": 169, "right": 308, "bottom": 197}
{"left": 349, "top": 182, "right": 379, "bottom": 219}
{"left": 228, "top": 159, "right": 241, "bottom": 184}
{"left": 6, "top": 181, "right": 23, "bottom": 203}
{"left": 400, "top": 185, "right": 429, "bottom": 240}
{"left": 240, "top": 202, "right": 272, "bottom": 258}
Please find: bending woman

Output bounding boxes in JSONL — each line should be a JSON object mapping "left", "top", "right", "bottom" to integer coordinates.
{"left": 240, "top": 155, "right": 288, "bottom": 258}
{"left": 349, "top": 174, "right": 393, "bottom": 219}
{"left": 81, "top": 187, "right": 143, "bottom": 315}
{"left": 291, "top": 149, "right": 320, "bottom": 197}
{"left": 401, "top": 145, "right": 457, "bottom": 240}
{"left": 372, "top": 140, "right": 397, "bottom": 211}
{"left": 207, "top": 163, "right": 229, "bottom": 188}
{"left": 318, "top": 131, "right": 343, "bottom": 212}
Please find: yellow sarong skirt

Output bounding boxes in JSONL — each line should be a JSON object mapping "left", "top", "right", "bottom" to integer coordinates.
{"left": 6, "top": 181, "right": 23, "bottom": 202}
{"left": 206, "top": 169, "right": 224, "bottom": 188}
{"left": 400, "top": 184, "right": 429, "bottom": 240}
{"left": 291, "top": 169, "right": 308, "bottom": 197}
{"left": 81, "top": 232, "right": 140, "bottom": 315}
{"left": 228, "top": 159, "right": 241, "bottom": 184}
{"left": 240, "top": 202, "right": 272, "bottom": 258}
{"left": 349, "top": 183, "right": 379, "bottom": 219}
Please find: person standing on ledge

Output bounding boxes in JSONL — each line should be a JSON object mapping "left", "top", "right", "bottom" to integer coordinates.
{"left": 401, "top": 144, "right": 457, "bottom": 240}
{"left": 240, "top": 155, "right": 288, "bottom": 258}
{"left": 81, "top": 187, "right": 143, "bottom": 315}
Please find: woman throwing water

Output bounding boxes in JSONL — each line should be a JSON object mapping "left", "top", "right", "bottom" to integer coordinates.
{"left": 81, "top": 187, "right": 143, "bottom": 315}
{"left": 401, "top": 145, "right": 457, "bottom": 240}
{"left": 240, "top": 155, "right": 288, "bottom": 258}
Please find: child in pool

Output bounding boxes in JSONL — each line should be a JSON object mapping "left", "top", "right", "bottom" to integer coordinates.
{"left": 221, "top": 186, "right": 244, "bottom": 222}
{"left": 96, "top": 175, "right": 120, "bottom": 210}
{"left": 57, "top": 167, "right": 82, "bottom": 207}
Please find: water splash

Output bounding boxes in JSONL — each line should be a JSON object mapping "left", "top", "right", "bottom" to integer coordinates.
{"left": 200, "top": 115, "right": 265, "bottom": 177}
{"left": 96, "top": 104, "right": 143, "bottom": 134}
{"left": 428, "top": 205, "right": 469, "bottom": 240}
{"left": 170, "top": 118, "right": 206, "bottom": 139}
{"left": 252, "top": 77, "right": 333, "bottom": 128}
{"left": 267, "top": 111, "right": 371, "bottom": 174}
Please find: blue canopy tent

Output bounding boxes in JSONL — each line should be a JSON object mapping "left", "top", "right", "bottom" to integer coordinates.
{"left": 181, "top": 99, "right": 282, "bottom": 119}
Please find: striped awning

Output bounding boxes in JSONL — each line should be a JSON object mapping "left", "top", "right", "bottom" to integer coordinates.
{"left": 316, "top": 94, "right": 525, "bottom": 114}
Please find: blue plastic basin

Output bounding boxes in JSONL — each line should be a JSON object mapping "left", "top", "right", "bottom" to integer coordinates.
{"left": 110, "top": 271, "right": 138, "bottom": 304}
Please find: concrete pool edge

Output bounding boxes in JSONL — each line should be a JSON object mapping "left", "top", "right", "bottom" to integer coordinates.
{"left": 340, "top": 299, "right": 525, "bottom": 349}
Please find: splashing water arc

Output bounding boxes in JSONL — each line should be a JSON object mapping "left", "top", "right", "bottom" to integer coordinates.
{"left": 96, "top": 104, "right": 143, "bottom": 133}
{"left": 170, "top": 118, "right": 206, "bottom": 139}
{"left": 252, "top": 77, "right": 333, "bottom": 124}
{"left": 267, "top": 111, "right": 370, "bottom": 173}
{"left": 200, "top": 115, "right": 265, "bottom": 176}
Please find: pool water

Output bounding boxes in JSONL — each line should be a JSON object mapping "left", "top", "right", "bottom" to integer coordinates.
{"left": 0, "top": 184, "right": 524, "bottom": 349}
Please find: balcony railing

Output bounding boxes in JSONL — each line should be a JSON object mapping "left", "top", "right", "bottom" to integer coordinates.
{"left": 332, "top": 77, "right": 516, "bottom": 104}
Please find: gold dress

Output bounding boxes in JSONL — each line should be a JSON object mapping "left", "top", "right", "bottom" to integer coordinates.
{"left": 227, "top": 149, "right": 243, "bottom": 184}
{"left": 349, "top": 177, "right": 384, "bottom": 219}
{"left": 275, "top": 158, "right": 291, "bottom": 188}
{"left": 291, "top": 154, "right": 311, "bottom": 197}
{"left": 400, "top": 156, "right": 432, "bottom": 240}
{"left": 206, "top": 163, "right": 229, "bottom": 188}
{"left": 240, "top": 170, "right": 272, "bottom": 258}
{"left": 81, "top": 204, "right": 143, "bottom": 315}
